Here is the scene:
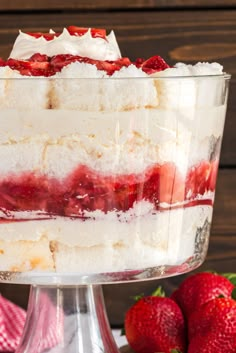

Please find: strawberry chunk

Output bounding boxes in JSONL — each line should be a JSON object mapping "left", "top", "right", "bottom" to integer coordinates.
{"left": 115, "top": 57, "right": 131, "bottom": 67}
{"left": 26, "top": 32, "right": 59, "bottom": 41}
{"left": 140, "top": 55, "right": 170, "bottom": 74}
{"left": 135, "top": 58, "right": 145, "bottom": 68}
{"left": 50, "top": 54, "right": 131, "bottom": 76}
{"left": 67, "top": 26, "right": 106, "bottom": 39}
{"left": 95, "top": 60, "right": 122, "bottom": 75}
{"left": 29, "top": 53, "right": 50, "bottom": 62}
{"left": 186, "top": 160, "right": 218, "bottom": 200}
{"left": 50, "top": 54, "right": 82, "bottom": 72}
{"left": 158, "top": 163, "right": 185, "bottom": 204}
{"left": 7, "top": 58, "right": 53, "bottom": 77}
{"left": 0, "top": 173, "right": 49, "bottom": 212}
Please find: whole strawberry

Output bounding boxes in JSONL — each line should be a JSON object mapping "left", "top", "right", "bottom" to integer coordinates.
{"left": 171, "top": 272, "right": 234, "bottom": 319}
{"left": 188, "top": 297, "right": 236, "bottom": 353}
{"left": 124, "top": 288, "right": 186, "bottom": 353}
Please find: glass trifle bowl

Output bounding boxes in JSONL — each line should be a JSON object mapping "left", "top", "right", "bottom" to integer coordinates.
{"left": 0, "top": 74, "right": 230, "bottom": 353}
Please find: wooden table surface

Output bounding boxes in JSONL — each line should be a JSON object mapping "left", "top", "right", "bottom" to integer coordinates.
{"left": 0, "top": 0, "right": 235, "bottom": 328}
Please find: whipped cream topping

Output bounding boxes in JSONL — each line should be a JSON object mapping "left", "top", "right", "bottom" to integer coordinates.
{"left": 9, "top": 28, "right": 121, "bottom": 61}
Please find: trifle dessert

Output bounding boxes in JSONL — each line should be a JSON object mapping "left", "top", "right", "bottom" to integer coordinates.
{"left": 0, "top": 26, "right": 229, "bottom": 278}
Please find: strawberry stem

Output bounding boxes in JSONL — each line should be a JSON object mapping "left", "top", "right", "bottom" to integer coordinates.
{"left": 151, "top": 286, "right": 165, "bottom": 297}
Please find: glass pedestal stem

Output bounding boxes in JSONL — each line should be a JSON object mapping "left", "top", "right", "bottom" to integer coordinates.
{"left": 16, "top": 284, "right": 120, "bottom": 353}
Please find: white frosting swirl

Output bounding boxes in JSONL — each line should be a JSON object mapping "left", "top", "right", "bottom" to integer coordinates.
{"left": 9, "top": 28, "right": 122, "bottom": 61}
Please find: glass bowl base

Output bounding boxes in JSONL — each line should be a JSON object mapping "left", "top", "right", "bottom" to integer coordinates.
{"left": 16, "top": 284, "right": 119, "bottom": 353}
{"left": 0, "top": 254, "right": 205, "bottom": 285}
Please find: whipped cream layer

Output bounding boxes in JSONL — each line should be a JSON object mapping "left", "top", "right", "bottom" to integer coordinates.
{"left": 10, "top": 29, "right": 121, "bottom": 61}
{"left": 0, "top": 204, "right": 212, "bottom": 273}
{"left": 0, "top": 107, "right": 224, "bottom": 177}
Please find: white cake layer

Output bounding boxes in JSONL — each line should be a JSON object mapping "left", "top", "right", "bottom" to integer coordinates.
{"left": 0, "top": 236, "right": 54, "bottom": 272}
{"left": 0, "top": 67, "right": 50, "bottom": 109}
{"left": 9, "top": 29, "right": 121, "bottom": 61}
{"left": 0, "top": 204, "right": 212, "bottom": 273}
{"left": 0, "top": 62, "right": 226, "bottom": 112}
{"left": 52, "top": 64, "right": 159, "bottom": 110}
{"left": 0, "top": 107, "right": 224, "bottom": 177}
{"left": 51, "top": 62, "right": 225, "bottom": 111}
{"left": 153, "top": 62, "right": 225, "bottom": 109}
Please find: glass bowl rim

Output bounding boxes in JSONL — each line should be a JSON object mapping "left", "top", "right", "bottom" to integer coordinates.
{"left": 0, "top": 73, "right": 231, "bottom": 80}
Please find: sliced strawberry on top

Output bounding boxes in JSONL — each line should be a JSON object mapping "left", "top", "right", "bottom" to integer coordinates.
{"left": 50, "top": 54, "right": 130, "bottom": 76}
{"left": 26, "top": 32, "right": 59, "bottom": 41}
{"left": 141, "top": 55, "right": 170, "bottom": 74}
{"left": 114, "top": 57, "right": 131, "bottom": 67}
{"left": 7, "top": 58, "right": 52, "bottom": 77}
{"left": 95, "top": 60, "right": 122, "bottom": 75}
{"left": 67, "top": 26, "right": 106, "bottom": 39}
{"left": 50, "top": 54, "right": 85, "bottom": 72}
{"left": 28, "top": 53, "right": 50, "bottom": 62}
{"left": 135, "top": 58, "right": 145, "bottom": 68}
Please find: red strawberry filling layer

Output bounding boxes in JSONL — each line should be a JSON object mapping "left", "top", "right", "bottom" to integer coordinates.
{"left": 0, "top": 54, "right": 170, "bottom": 77}
{"left": 0, "top": 160, "right": 218, "bottom": 222}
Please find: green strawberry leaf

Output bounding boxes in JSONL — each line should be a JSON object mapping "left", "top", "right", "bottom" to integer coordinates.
{"left": 222, "top": 273, "right": 236, "bottom": 286}
{"left": 151, "top": 286, "right": 165, "bottom": 297}
{"left": 131, "top": 293, "right": 144, "bottom": 302}
{"left": 231, "top": 287, "right": 236, "bottom": 300}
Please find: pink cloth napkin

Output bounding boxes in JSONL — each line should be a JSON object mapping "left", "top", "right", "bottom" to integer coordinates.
{"left": 0, "top": 295, "right": 26, "bottom": 352}
{"left": 0, "top": 293, "right": 64, "bottom": 353}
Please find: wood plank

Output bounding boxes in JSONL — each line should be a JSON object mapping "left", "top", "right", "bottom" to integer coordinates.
{"left": 221, "top": 83, "right": 236, "bottom": 166}
{"left": 1, "top": 0, "right": 236, "bottom": 11}
{"left": 212, "top": 169, "right": 236, "bottom": 234}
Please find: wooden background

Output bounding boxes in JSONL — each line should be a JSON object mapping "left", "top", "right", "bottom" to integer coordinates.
{"left": 0, "top": 0, "right": 236, "bottom": 327}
